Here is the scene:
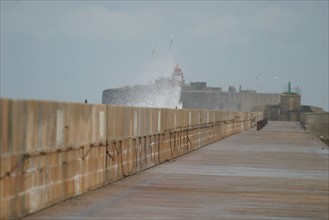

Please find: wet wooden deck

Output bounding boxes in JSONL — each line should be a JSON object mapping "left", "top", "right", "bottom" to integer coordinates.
{"left": 23, "top": 121, "right": 329, "bottom": 219}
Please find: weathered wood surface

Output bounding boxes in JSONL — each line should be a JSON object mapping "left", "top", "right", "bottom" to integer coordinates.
{"left": 23, "top": 121, "right": 329, "bottom": 219}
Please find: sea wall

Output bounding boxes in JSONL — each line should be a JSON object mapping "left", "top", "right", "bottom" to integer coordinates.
{"left": 301, "top": 112, "right": 329, "bottom": 142}
{"left": 0, "top": 98, "right": 263, "bottom": 219}
{"left": 181, "top": 90, "right": 280, "bottom": 111}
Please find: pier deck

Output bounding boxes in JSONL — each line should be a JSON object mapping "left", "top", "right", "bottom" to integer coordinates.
{"left": 23, "top": 121, "right": 329, "bottom": 219}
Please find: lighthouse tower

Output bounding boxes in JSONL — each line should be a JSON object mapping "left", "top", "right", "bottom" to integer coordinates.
{"left": 172, "top": 64, "right": 185, "bottom": 86}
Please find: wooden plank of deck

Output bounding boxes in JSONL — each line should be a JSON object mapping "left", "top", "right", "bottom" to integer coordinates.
{"left": 23, "top": 121, "right": 329, "bottom": 219}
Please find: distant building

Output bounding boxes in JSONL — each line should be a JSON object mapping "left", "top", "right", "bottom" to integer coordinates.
{"left": 181, "top": 82, "right": 280, "bottom": 111}
{"left": 279, "top": 92, "right": 301, "bottom": 121}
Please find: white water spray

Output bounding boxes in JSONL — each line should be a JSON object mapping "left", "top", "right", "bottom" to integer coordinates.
{"left": 103, "top": 47, "right": 183, "bottom": 109}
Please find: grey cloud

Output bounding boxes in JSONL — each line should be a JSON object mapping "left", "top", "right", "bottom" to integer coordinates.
{"left": 2, "top": 3, "right": 162, "bottom": 42}
{"left": 60, "top": 6, "right": 162, "bottom": 42}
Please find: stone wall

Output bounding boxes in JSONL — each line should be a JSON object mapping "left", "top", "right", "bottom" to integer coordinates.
{"left": 181, "top": 90, "right": 280, "bottom": 111}
{"left": 301, "top": 112, "right": 329, "bottom": 141}
{"left": 0, "top": 98, "right": 263, "bottom": 219}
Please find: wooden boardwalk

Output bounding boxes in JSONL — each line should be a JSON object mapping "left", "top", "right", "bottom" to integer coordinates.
{"left": 23, "top": 121, "right": 329, "bottom": 219}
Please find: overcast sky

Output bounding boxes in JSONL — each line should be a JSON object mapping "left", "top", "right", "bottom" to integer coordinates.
{"left": 1, "top": 1, "right": 328, "bottom": 111}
